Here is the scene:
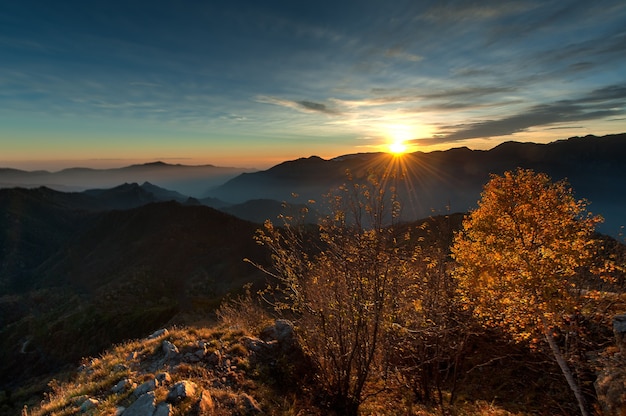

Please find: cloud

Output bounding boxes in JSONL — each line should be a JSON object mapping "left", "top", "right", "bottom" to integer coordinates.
{"left": 256, "top": 95, "right": 342, "bottom": 115}
{"left": 332, "top": 86, "right": 517, "bottom": 109}
{"left": 384, "top": 47, "right": 423, "bottom": 62}
{"left": 418, "top": 84, "right": 626, "bottom": 145}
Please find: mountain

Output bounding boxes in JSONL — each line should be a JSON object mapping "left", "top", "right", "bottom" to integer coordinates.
{"left": 0, "top": 198, "right": 265, "bottom": 394}
{"left": 0, "top": 162, "right": 257, "bottom": 197}
{"left": 208, "top": 134, "right": 626, "bottom": 235}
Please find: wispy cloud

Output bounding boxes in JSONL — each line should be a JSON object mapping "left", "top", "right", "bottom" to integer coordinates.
{"left": 256, "top": 95, "right": 342, "bottom": 115}
{"left": 384, "top": 47, "right": 423, "bottom": 62}
{"left": 419, "top": 84, "right": 626, "bottom": 145}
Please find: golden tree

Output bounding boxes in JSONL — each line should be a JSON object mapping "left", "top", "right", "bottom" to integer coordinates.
{"left": 452, "top": 168, "right": 602, "bottom": 416}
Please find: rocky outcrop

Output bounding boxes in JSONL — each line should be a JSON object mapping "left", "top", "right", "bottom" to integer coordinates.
{"left": 166, "top": 380, "right": 197, "bottom": 403}
{"left": 595, "top": 314, "right": 626, "bottom": 416}
{"left": 614, "top": 314, "right": 626, "bottom": 353}
{"left": 123, "top": 392, "right": 156, "bottom": 416}
{"left": 28, "top": 323, "right": 308, "bottom": 415}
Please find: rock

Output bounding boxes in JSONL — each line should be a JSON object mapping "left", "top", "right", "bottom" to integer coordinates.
{"left": 79, "top": 398, "right": 99, "bottom": 413}
{"left": 70, "top": 395, "right": 89, "bottom": 406}
{"left": 595, "top": 354, "right": 626, "bottom": 416}
{"left": 162, "top": 340, "right": 179, "bottom": 358}
{"left": 154, "top": 402, "right": 172, "bottom": 416}
{"left": 196, "top": 390, "right": 215, "bottom": 415}
{"left": 243, "top": 336, "right": 268, "bottom": 353}
{"left": 259, "top": 320, "right": 297, "bottom": 355}
{"left": 112, "top": 363, "right": 129, "bottom": 372}
{"left": 184, "top": 352, "right": 201, "bottom": 363}
{"left": 240, "top": 393, "right": 262, "bottom": 414}
{"left": 111, "top": 378, "right": 135, "bottom": 394}
{"left": 595, "top": 314, "right": 626, "bottom": 415}
{"left": 156, "top": 372, "right": 172, "bottom": 385}
{"left": 166, "top": 380, "right": 197, "bottom": 403}
{"left": 260, "top": 319, "right": 295, "bottom": 345}
{"left": 148, "top": 329, "right": 169, "bottom": 339}
{"left": 133, "top": 379, "right": 157, "bottom": 397}
{"left": 123, "top": 392, "right": 156, "bottom": 416}
{"left": 614, "top": 314, "right": 626, "bottom": 353}
{"left": 206, "top": 350, "right": 221, "bottom": 366}
{"left": 115, "top": 406, "right": 125, "bottom": 416}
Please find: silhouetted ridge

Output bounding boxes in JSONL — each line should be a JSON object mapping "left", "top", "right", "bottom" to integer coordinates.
{"left": 208, "top": 133, "right": 626, "bottom": 234}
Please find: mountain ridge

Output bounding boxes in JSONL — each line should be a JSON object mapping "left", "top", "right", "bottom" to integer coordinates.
{"left": 207, "top": 133, "right": 626, "bottom": 234}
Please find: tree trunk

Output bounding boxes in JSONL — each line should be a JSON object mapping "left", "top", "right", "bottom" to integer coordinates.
{"left": 543, "top": 326, "right": 589, "bottom": 416}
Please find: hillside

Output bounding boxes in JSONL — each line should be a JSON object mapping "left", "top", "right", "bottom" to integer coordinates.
{"left": 0, "top": 200, "right": 266, "bottom": 404}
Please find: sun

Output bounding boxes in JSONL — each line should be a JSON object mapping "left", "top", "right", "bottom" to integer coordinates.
{"left": 389, "top": 140, "right": 407, "bottom": 155}
{"left": 386, "top": 125, "right": 412, "bottom": 155}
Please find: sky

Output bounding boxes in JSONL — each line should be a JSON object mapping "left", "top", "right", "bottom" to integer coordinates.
{"left": 1, "top": 0, "right": 626, "bottom": 170}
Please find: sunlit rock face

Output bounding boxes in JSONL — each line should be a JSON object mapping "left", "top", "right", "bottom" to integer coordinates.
{"left": 595, "top": 314, "right": 626, "bottom": 416}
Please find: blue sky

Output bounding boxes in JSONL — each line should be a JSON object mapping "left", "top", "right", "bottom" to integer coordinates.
{"left": 1, "top": 0, "right": 625, "bottom": 169}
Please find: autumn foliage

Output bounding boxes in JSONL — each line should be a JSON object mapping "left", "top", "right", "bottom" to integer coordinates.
{"left": 247, "top": 168, "right": 621, "bottom": 416}
{"left": 452, "top": 168, "right": 603, "bottom": 416}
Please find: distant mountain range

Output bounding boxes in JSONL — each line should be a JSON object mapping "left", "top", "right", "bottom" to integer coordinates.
{"left": 1, "top": 134, "right": 624, "bottom": 233}
{"left": 206, "top": 133, "right": 626, "bottom": 235}
{"left": 0, "top": 161, "right": 256, "bottom": 197}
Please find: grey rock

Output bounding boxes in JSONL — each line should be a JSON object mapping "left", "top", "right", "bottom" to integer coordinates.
{"left": 183, "top": 352, "right": 201, "bottom": 363}
{"left": 148, "top": 329, "right": 169, "bottom": 339}
{"left": 79, "top": 398, "right": 99, "bottom": 413}
{"left": 162, "top": 340, "right": 179, "bottom": 358}
{"left": 153, "top": 402, "right": 171, "bottom": 416}
{"left": 123, "top": 392, "right": 156, "bottom": 416}
{"left": 166, "top": 380, "right": 197, "bottom": 403}
{"left": 133, "top": 379, "right": 157, "bottom": 397}
{"left": 112, "top": 363, "right": 129, "bottom": 372}
{"left": 112, "top": 378, "right": 135, "bottom": 394}
{"left": 70, "top": 395, "right": 89, "bottom": 406}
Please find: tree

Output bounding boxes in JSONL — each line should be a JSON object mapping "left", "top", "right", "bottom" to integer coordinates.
{"left": 254, "top": 173, "right": 415, "bottom": 415}
{"left": 451, "top": 168, "right": 602, "bottom": 416}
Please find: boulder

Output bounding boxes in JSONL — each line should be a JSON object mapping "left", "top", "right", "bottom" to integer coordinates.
{"left": 162, "top": 340, "right": 179, "bottom": 358}
{"left": 260, "top": 319, "right": 295, "bottom": 346}
{"left": 240, "top": 393, "right": 262, "bottom": 414}
{"left": 166, "top": 380, "right": 197, "bottom": 403}
{"left": 614, "top": 314, "right": 626, "bottom": 353}
{"left": 79, "top": 398, "right": 99, "bottom": 413}
{"left": 153, "top": 402, "right": 171, "bottom": 416}
{"left": 123, "top": 392, "right": 156, "bottom": 416}
{"left": 594, "top": 314, "right": 626, "bottom": 415}
{"left": 111, "top": 378, "right": 135, "bottom": 394}
{"left": 133, "top": 379, "right": 157, "bottom": 397}
{"left": 595, "top": 355, "right": 626, "bottom": 416}
{"left": 148, "top": 329, "right": 169, "bottom": 339}
{"left": 196, "top": 390, "right": 215, "bottom": 415}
